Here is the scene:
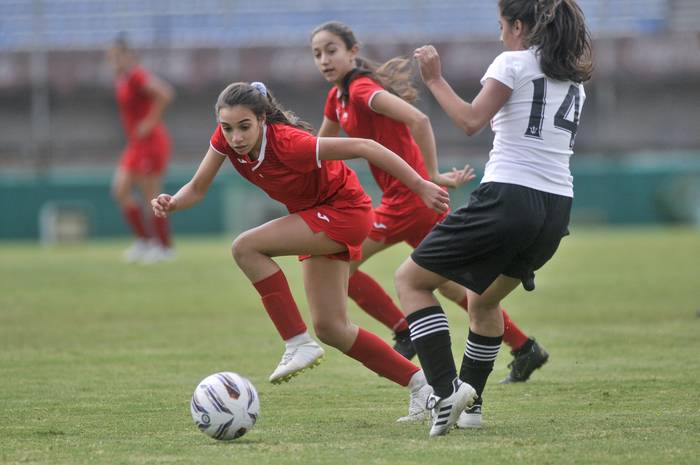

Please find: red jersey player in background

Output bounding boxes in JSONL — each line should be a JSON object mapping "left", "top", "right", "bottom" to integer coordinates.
{"left": 310, "top": 21, "right": 549, "bottom": 384}
{"left": 108, "top": 35, "right": 175, "bottom": 264}
{"left": 151, "top": 81, "right": 450, "bottom": 421}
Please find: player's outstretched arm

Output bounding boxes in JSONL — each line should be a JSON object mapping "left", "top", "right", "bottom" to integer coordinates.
{"left": 151, "top": 148, "right": 225, "bottom": 218}
{"left": 414, "top": 45, "right": 511, "bottom": 136}
{"left": 318, "top": 137, "right": 449, "bottom": 214}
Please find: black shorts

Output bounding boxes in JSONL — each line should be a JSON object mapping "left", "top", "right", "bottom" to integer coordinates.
{"left": 411, "top": 182, "right": 572, "bottom": 294}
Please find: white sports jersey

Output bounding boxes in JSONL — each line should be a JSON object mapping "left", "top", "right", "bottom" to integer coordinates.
{"left": 480, "top": 48, "right": 585, "bottom": 197}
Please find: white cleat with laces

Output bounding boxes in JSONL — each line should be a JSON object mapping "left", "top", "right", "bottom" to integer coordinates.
{"left": 397, "top": 370, "right": 432, "bottom": 422}
{"left": 269, "top": 338, "right": 324, "bottom": 384}
{"left": 428, "top": 379, "right": 477, "bottom": 437}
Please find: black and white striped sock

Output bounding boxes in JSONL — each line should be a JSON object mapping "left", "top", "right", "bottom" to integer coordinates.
{"left": 406, "top": 306, "right": 456, "bottom": 398}
{"left": 459, "top": 330, "right": 502, "bottom": 399}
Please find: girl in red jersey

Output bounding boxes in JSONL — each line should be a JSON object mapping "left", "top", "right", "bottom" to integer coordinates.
{"left": 108, "top": 36, "right": 175, "bottom": 264}
{"left": 152, "top": 81, "right": 448, "bottom": 420}
{"left": 310, "top": 21, "right": 548, "bottom": 383}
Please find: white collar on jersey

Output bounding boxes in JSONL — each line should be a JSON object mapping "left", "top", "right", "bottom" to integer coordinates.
{"left": 251, "top": 123, "right": 267, "bottom": 171}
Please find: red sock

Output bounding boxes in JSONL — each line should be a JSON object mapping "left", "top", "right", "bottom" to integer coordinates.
{"left": 123, "top": 204, "right": 148, "bottom": 239}
{"left": 348, "top": 271, "right": 409, "bottom": 332}
{"left": 345, "top": 327, "right": 419, "bottom": 386}
{"left": 502, "top": 308, "right": 529, "bottom": 350}
{"left": 253, "top": 270, "right": 307, "bottom": 341}
{"left": 459, "top": 296, "right": 529, "bottom": 351}
{"left": 152, "top": 214, "right": 171, "bottom": 248}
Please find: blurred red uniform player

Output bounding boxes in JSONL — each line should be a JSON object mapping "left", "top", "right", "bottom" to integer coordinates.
{"left": 109, "top": 35, "right": 175, "bottom": 264}
{"left": 311, "top": 21, "right": 548, "bottom": 383}
{"left": 152, "top": 81, "right": 451, "bottom": 421}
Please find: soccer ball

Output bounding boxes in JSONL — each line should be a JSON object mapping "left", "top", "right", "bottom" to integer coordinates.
{"left": 190, "top": 372, "right": 260, "bottom": 441}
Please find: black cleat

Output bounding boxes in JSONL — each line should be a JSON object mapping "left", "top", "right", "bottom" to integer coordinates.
{"left": 500, "top": 338, "right": 549, "bottom": 384}
{"left": 393, "top": 332, "right": 416, "bottom": 360}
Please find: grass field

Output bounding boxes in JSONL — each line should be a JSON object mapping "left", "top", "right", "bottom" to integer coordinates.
{"left": 1, "top": 227, "right": 699, "bottom": 465}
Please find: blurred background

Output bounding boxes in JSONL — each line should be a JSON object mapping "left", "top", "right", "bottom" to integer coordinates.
{"left": 1, "top": 0, "right": 699, "bottom": 242}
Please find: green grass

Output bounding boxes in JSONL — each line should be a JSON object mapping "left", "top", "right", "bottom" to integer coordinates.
{"left": 1, "top": 227, "right": 699, "bottom": 465}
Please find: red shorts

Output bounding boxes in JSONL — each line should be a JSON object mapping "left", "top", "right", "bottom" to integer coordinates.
{"left": 297, "top": 202, "right": 373, "bottom": 262}
{"left": 119, "top": 128, "right": 170, "bottom": 175}
{"left": 369, "top": 200, "right": 447, "bottom": 248}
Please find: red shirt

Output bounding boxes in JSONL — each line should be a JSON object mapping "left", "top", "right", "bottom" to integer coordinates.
{"left": 324, "top": 76, "right": 429, "bottom": 208}
{"left": 115, "top": 65, "right": 166, "bottom": 141}
{"left": 210, "top": 123, "right": 369, "bottom": 213}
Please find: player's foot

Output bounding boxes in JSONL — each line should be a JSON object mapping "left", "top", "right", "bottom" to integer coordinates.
{"left": 140, "top": 244, "right": 176, "bottom": 264}
{"left": 456, "top": 399, "right": 482, "bottom": 429}
{"left": 392, "top": 331, "right": 416, "bottom": 360}
{"left": 500, "top": 338, "right": 549, "bottom": 384}
{"left": 397, "top": 372, "right": 432, "bottom": 422}
{"left": 269, "top": 340, "right": 324, "bottom": 384}
{"left": 122, "top": 239, "right": 153, "bottom": 263}
{"left": 428, "top": 379, "right": 477, "bottom": 437}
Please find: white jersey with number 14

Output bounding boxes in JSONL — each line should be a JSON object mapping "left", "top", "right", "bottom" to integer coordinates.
{"left": 480, "top": 48, "right": 586, "bottom": 197}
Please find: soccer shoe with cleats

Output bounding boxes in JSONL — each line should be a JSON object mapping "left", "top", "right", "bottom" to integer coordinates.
{"left": 392, "top": 332, "right": 416, "bottom": 360}
{"left": 269, "top": 341, "right": 324, "bottom": 384}
{"left": 428, "top": 379, "right": 477, "bottom": 437}
{"left": 456, "top": 400, "right": 482, "bottom": 429}
{"left": 500, "top": 338, "right": 549, "bottom": 384}
{"left": 397, "top": 382, "right": 432, "bottom": 422}
{"left": 140, "top": 245, "right": 176, "bottom": 264}
{"left": 122, "top": 239, "right": 153, "bottom": 263}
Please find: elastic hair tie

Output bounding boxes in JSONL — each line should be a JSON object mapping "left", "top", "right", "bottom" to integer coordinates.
{"left": 250, "top": 81, "right": 267, "bottom": 96}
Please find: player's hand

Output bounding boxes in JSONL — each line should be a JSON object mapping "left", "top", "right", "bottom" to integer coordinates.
{"left": 417, "top": 179, "right": 450, "bottom": 214}
{"left": 413, "top": 45, "right": 443, "bottom": 85}
{"left": 152, "top": 194, "right": 176, "bottom": 218}
{"left": 135, "top": 120, "right": 153, "bottom": 138}
{"left": 432, "top": 164, "right": 476, "bottom": 188}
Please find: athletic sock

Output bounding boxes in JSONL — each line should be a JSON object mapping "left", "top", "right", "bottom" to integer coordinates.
{"left": 406, "top": 306, "right": 456, "bottom": 398}
{"left": 459, "top": 330, "right": 502, "bottom": 398}
{"left": 459, "top": 294, "right": 527, "bottom": 352}
{"left": 502, "top": 309, "right": 529, "bottom": 350}
{"left": 252, "top": 270, "right": 307, "bottom": 340}
{"left": 345, "top": 327, "right": 419, "bottom": 386}
{"left": 348, "top": 271, "right": 409, "bottom": 332}
{"left": 123, "top": 204, "right": 148, "bottom": 239}
{"left": 152, "top": 214, "right": 171, "bottom": 248}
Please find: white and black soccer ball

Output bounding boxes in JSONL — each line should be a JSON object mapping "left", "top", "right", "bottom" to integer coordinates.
{"left": 190, "top": 372, "right": 260, "bottom": 441}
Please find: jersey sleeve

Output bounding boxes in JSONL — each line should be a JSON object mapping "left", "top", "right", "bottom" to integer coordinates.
{"left": 324, "top": 87, "right": 339, "bottom": 122}
{"left": 480, "top": 52, "right": 520, "bottom": 89}
{"left": 275, "top": 125, "right": 320, "bottom": 173}
{"left": 209, "top": 125, "right": 232, "bottom": 157}
{"left": 350, "top": 77, "right": 385, "bottom": 112}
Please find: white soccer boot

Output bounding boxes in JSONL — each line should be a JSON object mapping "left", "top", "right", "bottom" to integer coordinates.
{"left": 456, "top": 402, "right": 482, "bottom": 429}
{"left": 269, "top": 333, "right": 324, "bottom": 384}
{"left": 140, "top": 244, "right": 176, "bottom": 264}
{"left": 427, "top": 379, "right": 477, "bottom": 437}
{"left": 397, "top": 370, "right": 432, "bottom": 422}
{"left": 122, "top": 238, "right": 153, "bottom": 263}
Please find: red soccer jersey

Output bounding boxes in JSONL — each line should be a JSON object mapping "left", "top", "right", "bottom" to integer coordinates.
{"left": 115, "top": 65, "right": 166, "bottom": 141}
{"left": 210, "top": 123, "right": 369, "bottom": 213}
{"left": 324, "top": 76, "right": 430, "bottom": 208}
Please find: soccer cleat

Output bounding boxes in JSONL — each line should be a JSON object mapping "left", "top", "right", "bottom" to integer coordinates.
{"left": 269, "top": 341, "right": 324, "bottom": 384}
{"left": 140, "top": 245, "right": 176, "bottom": 264}
{"left": 500, "top": 338, "right": 549, "bottom": 384}
{"left": 397, "top": 382, "right": 432, "bottom": 422}
{"left": 456, "top": 400, "right": 482, "bottom": 429}
{"left": 122, "top": 238, "right": 153, "bottom": 263}
{"left": 427, "top": 379, "right": 477, "bottom": 437}
{"left": 392, "top": 332, "right": 416, "bottom": 360}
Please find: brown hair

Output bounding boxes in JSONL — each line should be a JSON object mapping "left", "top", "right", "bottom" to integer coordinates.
{"left": 311, "top": 21, "right": 418, "bottom": 103}
{"left": 214, "top": 82, "right": 314, "bottom": 133}
{"left": 499, "top": 0, "right": 593, "bottom": 82}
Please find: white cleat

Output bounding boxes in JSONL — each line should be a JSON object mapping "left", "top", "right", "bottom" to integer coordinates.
{"left": 456, "top": 403, "right": 482, "bottom": 429}
{"left": 140, "top": 244, "right": 176, "bottom": 264}
{"left": 269, "top": 340, "right": 324, "bottom": 384}
{"left": 122, "top": 239, "right": 153, "bottom": 263}
{"left": 428, "top": 379, "right": 477, "bottom": 437}
{"left": 397, "top": 383, "right": 432, "bottom": 422}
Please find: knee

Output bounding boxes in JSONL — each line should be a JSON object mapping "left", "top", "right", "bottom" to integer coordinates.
{"left": 231, "top": 231, "right": 258, "bottom": 265}
{"left": 313, "top": 320, "right": 347, "bottom": 348}
{"left": 394, "top": 260, "right": 417, "bottom": 299}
